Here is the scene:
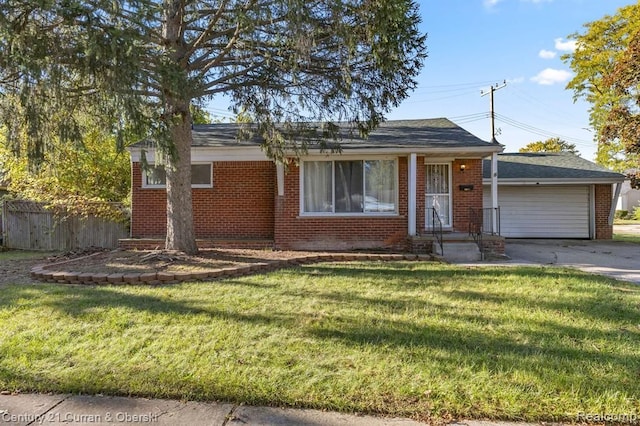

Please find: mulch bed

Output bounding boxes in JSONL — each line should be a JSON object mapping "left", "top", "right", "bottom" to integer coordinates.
{"left": 28, "top": 248, "right": 433, "bottom": 285}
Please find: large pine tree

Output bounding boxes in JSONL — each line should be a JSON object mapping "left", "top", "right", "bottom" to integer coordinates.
{"left": 0, "top": 0, "right": 427, "bottom": 253}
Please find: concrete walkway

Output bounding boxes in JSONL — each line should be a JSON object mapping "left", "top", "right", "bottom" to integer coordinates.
{"left": 0, "top": 393, "right": 416, "bottom": 426}
{"left": 0, "top": 393, "right": 541, "bottom": 426}
{"left": 455, "top": 237, "right": 640, "bottom": 284}
{"left": 506, "top": 239, "right": 640, "bottom": 283}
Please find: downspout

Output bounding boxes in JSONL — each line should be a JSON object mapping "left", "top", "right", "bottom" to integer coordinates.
{"left": 408, "top": 153, "right": 417, "bottom": 236}
{"left": 608, "top": 182, "right": 623, "bottom": 225}
{"left": 276, "top": 162, "right": 285, "bottom": 197}
{"left": 491, "top": 152, "right": 498, "bottom": 233}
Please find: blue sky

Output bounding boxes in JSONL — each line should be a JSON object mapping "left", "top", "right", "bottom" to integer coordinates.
{"left": 206, "top": 0, "right": 636, "bottom": 161}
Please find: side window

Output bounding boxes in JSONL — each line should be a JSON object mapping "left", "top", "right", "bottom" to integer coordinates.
{"left": 143, "top": 163, "right": 212, "bottom": 188}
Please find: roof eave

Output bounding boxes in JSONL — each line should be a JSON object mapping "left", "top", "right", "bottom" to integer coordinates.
{"left": 129, "top": 145, "right": 504, "bottom": 161}
{"left": 482, "top": 178, "right": 625, "bottom": 185}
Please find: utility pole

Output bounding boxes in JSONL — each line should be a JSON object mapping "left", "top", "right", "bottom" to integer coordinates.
{"left": 481, "top": 80, "right": 507, "bottom": 143}
{"left": 481, "top": 80, "right": 506, "bottom": 235}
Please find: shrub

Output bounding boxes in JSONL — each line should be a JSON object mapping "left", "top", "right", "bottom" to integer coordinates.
{"left": 615, "top": 210, "right": 629, "bottom": 219}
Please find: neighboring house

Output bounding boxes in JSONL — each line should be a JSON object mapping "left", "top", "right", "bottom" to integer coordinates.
{"left": 482, "top": 153, "right": 624, "bottom": 239}
{"left": 125, "top": 119, "right": 622, "bottom": 253}
{"left": 616, "top": 179, "right": 640, "bottom": 214}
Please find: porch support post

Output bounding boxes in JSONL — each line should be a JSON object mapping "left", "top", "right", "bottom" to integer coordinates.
{"left": 276, "top": 162, "right": 285, "bottom": 197}
{"left": 408, "top": 153, "right": 417, "bottom": 236}
{"left": 608, "top": 182, "right": 622, "bottom": 225}
{"left": 491, "top": 152, "right": 499, "bottom": 233}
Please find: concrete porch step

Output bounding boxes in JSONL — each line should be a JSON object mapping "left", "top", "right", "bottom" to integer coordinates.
{"left": 434, "top": 241, "right": 481, "bottom": 262}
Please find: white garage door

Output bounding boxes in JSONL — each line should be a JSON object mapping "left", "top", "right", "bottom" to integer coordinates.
{"left": 483, "top": 185, "right": 590, "bottom": 238}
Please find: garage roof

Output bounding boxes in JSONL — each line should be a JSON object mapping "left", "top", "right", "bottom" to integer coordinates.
{"left": 483, "top": 152, "right": 624, "bottom": 183}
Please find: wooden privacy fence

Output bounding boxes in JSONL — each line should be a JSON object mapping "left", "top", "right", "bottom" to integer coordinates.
{"left": 1, "top": 200, "right": 129, "bottom": 251}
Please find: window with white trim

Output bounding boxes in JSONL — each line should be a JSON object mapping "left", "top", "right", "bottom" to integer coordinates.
{"left": 302, "top": 159, "right": 397, "bottom": 214}
{"left": 143, "top": 163, "right": 213, "bottom": 188}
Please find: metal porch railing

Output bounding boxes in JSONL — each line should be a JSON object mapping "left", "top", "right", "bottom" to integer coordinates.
{"left": 430, "top": 208, "right": 443, "bottom": 256}
{"left": 469, "top": 207, "right": 501, "bottom": 259}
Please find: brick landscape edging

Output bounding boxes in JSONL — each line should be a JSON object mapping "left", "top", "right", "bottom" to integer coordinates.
{"left": 30, "top": 253, "right": 436, "bottom": 285}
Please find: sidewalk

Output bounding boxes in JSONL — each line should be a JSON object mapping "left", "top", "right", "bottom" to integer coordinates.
{"left": 0, "top": 393, "right": 538, "bottom": 426}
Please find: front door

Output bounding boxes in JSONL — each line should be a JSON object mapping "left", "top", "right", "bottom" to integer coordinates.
{"left": 426, "top": 163, "right": 451, "bottom": 228}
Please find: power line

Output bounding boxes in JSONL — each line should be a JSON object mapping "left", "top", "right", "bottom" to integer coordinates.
{"left": 494, "top": 113, "right": 594, "bottom": 147}
{"left": 449, "top": 112, "right": 490, "bottom": 125}
{"left": 402, "top": 89, "right": 479, "bottom": 104}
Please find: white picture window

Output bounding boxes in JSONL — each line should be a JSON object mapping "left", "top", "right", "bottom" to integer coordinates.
{"left": 143, "top": 163, "right": 213, "bottom": 188}
{"left": 303, "top": 159, "right": 397, "bottom": 214}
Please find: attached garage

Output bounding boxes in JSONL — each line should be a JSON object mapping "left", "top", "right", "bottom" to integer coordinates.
{"left": 483, "top": 185, "right": 590, "bottom": 238}
{"left": 483, "top": 153, "right": 624, "bottom": 239}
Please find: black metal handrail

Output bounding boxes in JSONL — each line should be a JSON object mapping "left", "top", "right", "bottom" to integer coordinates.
{"left": 482, "top": 207, "right": 500, "bottom": 236}
{"left": 469, "top": 207, "right": 501, "bottom": 260}
{"left": 469, "top": 207, "right": 483, "bottom": 258}
{"left": 469, "top": 208, "right": 501, "bottom": 236}
{"left": 431, "top": 208, "right": 443, "bottom": 256}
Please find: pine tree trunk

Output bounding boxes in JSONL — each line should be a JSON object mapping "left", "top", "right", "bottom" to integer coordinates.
{"left": 162, "top": 0, "right": 198, "bottom": 255}
{"left": 164, "top": 101, "right": 198, "bottom": 255}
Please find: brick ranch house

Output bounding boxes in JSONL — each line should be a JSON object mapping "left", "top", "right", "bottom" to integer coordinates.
{"left": 124, "top": 118, "right": 623, "bottom": 254}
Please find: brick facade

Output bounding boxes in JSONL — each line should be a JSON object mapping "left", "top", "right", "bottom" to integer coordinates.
{"left": 451, "top": 159, "right": 483, "bottom": 233}
{"left": 131, "top": 161, "right": 276, "bottom": 240}
{"left": 594, "top": 184, "right": 613, "bottom": 239}
{"left": 274, "top": 158, "right": 410, "bottom": 251}
{"left": 130, "top": 156, "right": 611, "bottom": 251}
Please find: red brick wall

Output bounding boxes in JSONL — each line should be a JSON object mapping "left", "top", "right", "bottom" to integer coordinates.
{"left": 131, "top": 156, "right": 487, "bottom": 249}
{"left": 131, "top": 161, "right": 275, "bottom": 239}
{"left": 595, "top": 184, "right": 613, "bottom": 239}
{"left": 131, "top": 162, "right": 166, "bottom": 238}
{"left": 274, "top": 158, "right": 410, "bottom": 251}
{"left": 416, "top": 156, "right": 426, "bottom": 234}
{"left": 451, "top": 159, "right": 483, "bottom": 233}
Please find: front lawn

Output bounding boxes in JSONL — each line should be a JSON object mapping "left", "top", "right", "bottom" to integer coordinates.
{"left": 615, "top": 219, "right": 639, "bottom": 225}
{"left": 0, "top": 262, "right": 638, "bottom": 423}
{"left": 614, "top": 233, "right": 640, "bottom": 244}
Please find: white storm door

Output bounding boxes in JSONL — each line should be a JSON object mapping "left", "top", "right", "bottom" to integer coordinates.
{"left": 426, "top": 163, "right": 451, "bottom": 228}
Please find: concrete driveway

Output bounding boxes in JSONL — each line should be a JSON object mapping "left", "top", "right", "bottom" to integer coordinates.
{"left": 504, "top": 239, "right": 640, "bottom": 284}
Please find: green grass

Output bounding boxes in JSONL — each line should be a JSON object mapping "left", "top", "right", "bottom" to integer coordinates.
{"left": 0, "top": 250, "right": 56, "bottom": 260}
{"left": 1, "top": 262, "right": 639, "bottom": 423}
{"left": 614, "top": 233, "right": 640, "bottom": 244}
{"left": 615, "top": 219, "right": 640, "bottom": 225}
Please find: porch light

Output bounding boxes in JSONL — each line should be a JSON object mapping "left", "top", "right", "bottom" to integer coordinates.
{"left": 460, "top": 163, "right": 466, "bottom": 172}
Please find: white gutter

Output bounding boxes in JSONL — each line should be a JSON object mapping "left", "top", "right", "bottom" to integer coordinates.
{"left": 129, "top": 145, "right": 504, "bottom": 162}
{"left": 408, "top": 153, "right": 417, "bottom": 236}
{"left": 490, "top": 152, "right": 498, "bottom": 233}
{"left": 609, "top": 182, "right": 623, "bottom": 225}
{"left": 483, "top": 178, "right": 625, "bottom": 186}
{"left": 276, "top": 163, "right": 285, "bottom": 197}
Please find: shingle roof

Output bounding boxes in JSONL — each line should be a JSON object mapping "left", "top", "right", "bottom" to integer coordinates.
{"left": 134, "top": 118, "right": 501, "bottom": 151}
{"left": 483, "top": 152, "right": 624, "bottom": 182}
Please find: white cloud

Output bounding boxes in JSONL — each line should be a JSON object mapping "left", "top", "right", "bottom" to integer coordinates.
{"left": 530, "top": 68, "right": 572, "bottom": 85}
{"left": 538, "top": 49, "right": 556, "bottom": 59}
{"left": 483, "top": 0, "right": 502, "bottom": 8}
{"left": 554, "top": 37, "right": 577, "bottom": 52}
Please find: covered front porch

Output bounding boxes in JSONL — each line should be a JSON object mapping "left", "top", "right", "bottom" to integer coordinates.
{"left": 403, "top": 152, "right": 505, "bottom": 260}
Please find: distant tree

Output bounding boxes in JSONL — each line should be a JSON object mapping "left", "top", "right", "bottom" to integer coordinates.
{"left": 563, "top": 3, "right": 640, "bottom": 185}
{"left": 0, "top": 114, "right": 130, "bottom": 221}
{"left": 595, "top": 139, "right": 638, "bottom": 173}
{"left": 519, "top": 138, "right": 580, "bottom": 155}
{"left": 0, "top": 0, "right": 427, "bottom": 254}
{"left": 190, "top": 105, "right": 212, "bottom": 125}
